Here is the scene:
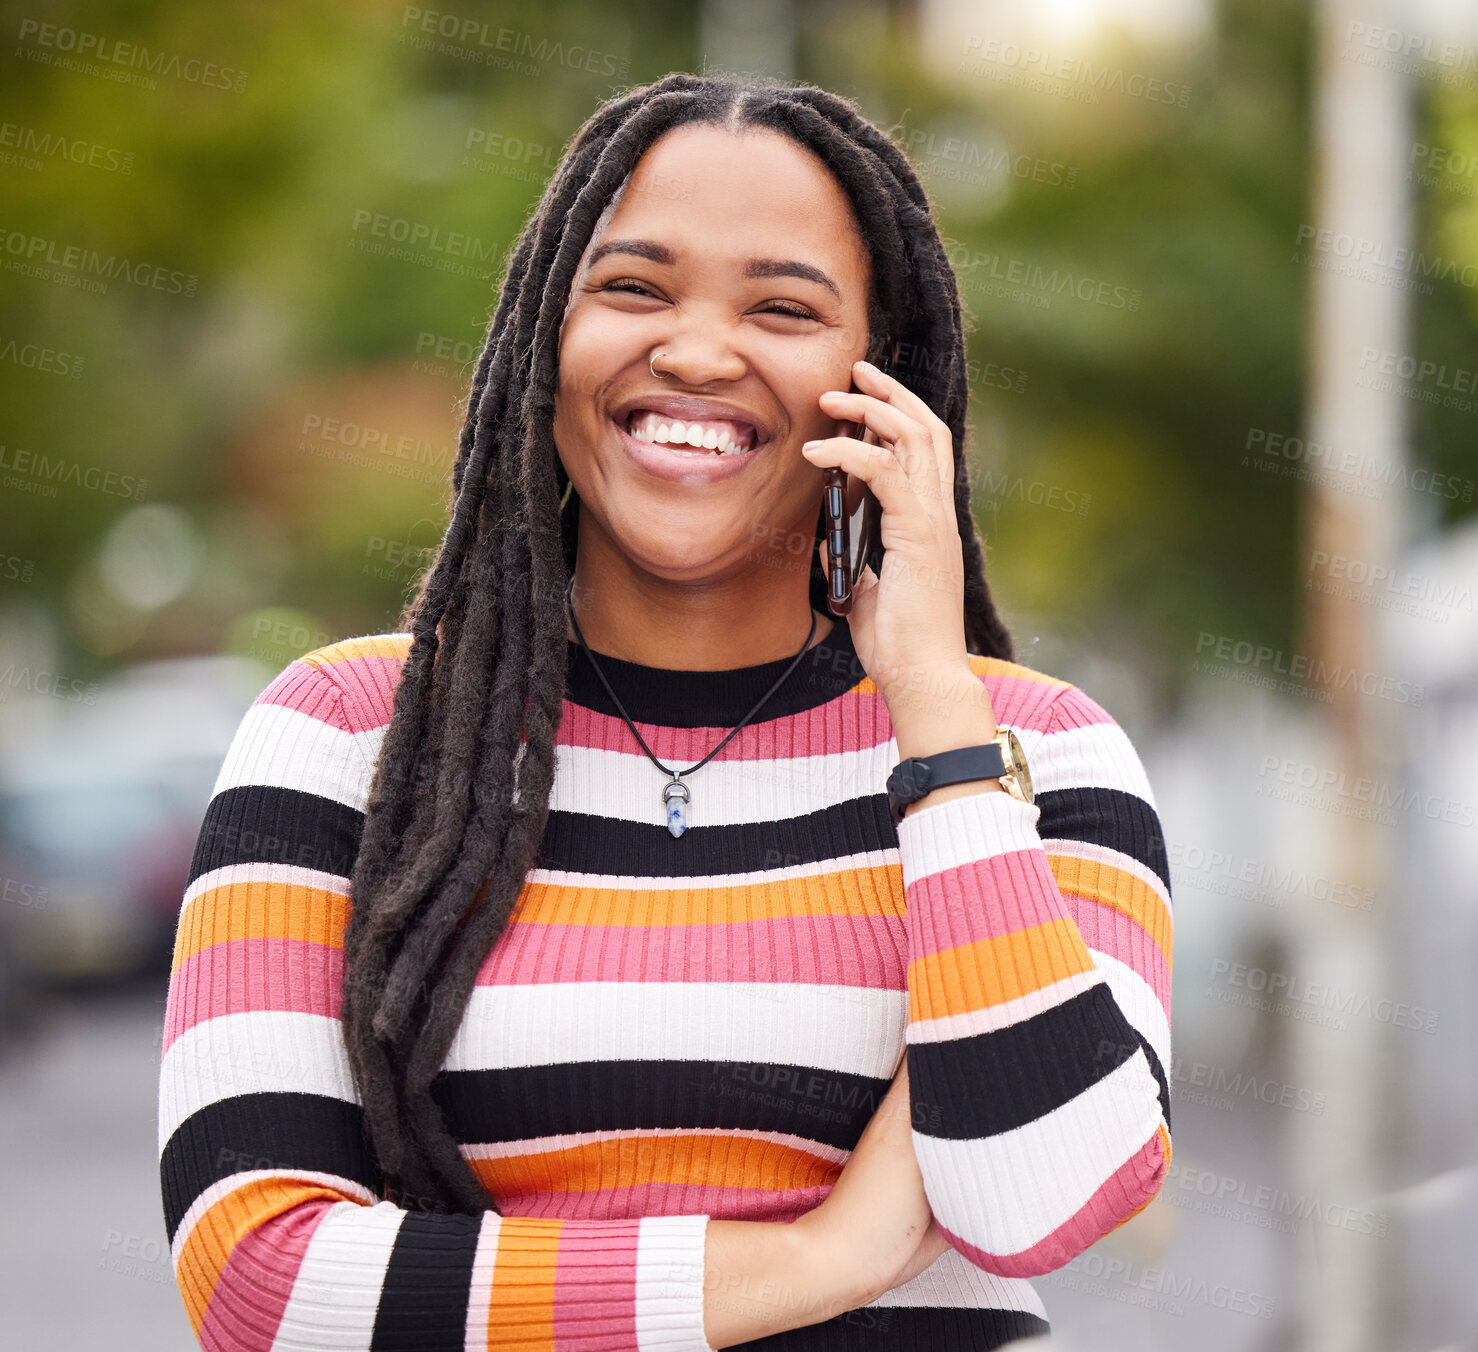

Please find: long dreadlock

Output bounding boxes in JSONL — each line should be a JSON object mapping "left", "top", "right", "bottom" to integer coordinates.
{"left": 341, "top": 71, "right": 1016, "bottom": 1215}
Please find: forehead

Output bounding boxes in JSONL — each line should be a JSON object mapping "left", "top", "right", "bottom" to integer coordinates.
{"left": 587, "top": 122, "right": 871, "bottom": 287}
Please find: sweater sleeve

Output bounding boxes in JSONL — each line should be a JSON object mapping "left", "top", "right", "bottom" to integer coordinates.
{"left": 158, "top": 654, "right": 714, "bottom": 1352}
{"left": 896, "top": 680, "right": 1172, "bottom": 1278}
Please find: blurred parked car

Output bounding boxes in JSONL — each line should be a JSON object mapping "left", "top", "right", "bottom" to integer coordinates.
{"left": 0, "top": 653, "right": 274, "bottom": 992}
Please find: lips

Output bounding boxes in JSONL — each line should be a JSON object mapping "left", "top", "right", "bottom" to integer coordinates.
{"left": 612, "top": 394, "right": 773, "bottom": 450}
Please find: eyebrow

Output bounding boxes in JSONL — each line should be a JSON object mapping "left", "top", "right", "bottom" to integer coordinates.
{"left": 584, "top": 238, "right": 842, "bottom": 300}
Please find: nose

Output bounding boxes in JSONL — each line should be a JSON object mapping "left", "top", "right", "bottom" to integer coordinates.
{"left": 650, "top": 322, "right": 747, "bottom": 385}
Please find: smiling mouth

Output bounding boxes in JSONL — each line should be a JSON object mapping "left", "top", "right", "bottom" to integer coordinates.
{"left": 621, "top": 409, "right": 762, "bottom": 456}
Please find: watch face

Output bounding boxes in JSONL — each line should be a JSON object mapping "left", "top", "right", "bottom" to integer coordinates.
{"left": 1004, "top": 729, "right": 1034, "bottom": 803}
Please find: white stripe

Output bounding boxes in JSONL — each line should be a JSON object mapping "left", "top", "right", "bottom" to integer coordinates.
{"left": 179, "top": 861, "right": 350, "bottom": 916}
{"left": 549, "top": 740, "right": 897, "bottom": 827}
{"left": 465, "top": 1212, "right": 498, "bottom": 1352}
{"left": 526, "top": 846, "right": 898, "bottom": 892}
{"left": 906, "top": 969, "right": 1107, "bottom": 1043}
{"left": 444, "top": 983, "right": 906, "bottom": 1076}
{"left": 269, "top": 1199, "right": 406, "bottom": 1352}
{"left": 1090, "top": 949, "right": 1171, "bottom": 1076}
{"left": 211, "top": 702, "right": 380, "bottom": 810}
{"left": 897, "top": 789, "right": 1046, "bottom": 887}
{"left": 912, "top": 1052, "right": 1167, "bottom": 1258}
{"left": 1042, "top": 837, "right": 1173, "bottom": 913}
{"left": 462, "top": 1124, "right": 849, "bottom": 1168}
{"left": 1030, "top": 719, "right": 1159, "bottom": 809}
{"left": 634, "top": 1214, "right": 711, "bottom": 1351}
{"left": 159, "top": 1010, "right": 358, "bottom": 1153}
{"left": 865, "top": 1244, "right": 1047, "bottom": 1317}
{"left": 170, "top": 1169, "right": 377, "bottom": 1268}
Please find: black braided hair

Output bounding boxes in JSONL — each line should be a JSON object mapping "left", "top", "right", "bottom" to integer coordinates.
{"left": 341, "top": 71, "right": 1016, "bottom": 1214}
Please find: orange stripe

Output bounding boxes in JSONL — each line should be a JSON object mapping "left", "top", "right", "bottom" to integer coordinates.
{"left": 172, "top": 878, "right": 349, "bottom": 970}
{"left": 469, "top": 1133, "right": 839, "bottom": 1199}
{"left": 1104, "top": 1123, "right": 1172, "bottom": 1237}
{"left": 967, "top": 654, "right": 1074, "bottom": 691}
{"left": 513, "top": 866, "right": 906, "bottom": 927}
{"left": 300, "top": 634, "right": 411, "bottom": 668}
{"left": 907, "top": 917, "right": 1096, "bottom": 1022}
{"left": 487, "top": 1216, "right": 562, "bottom": 1351}
{"left": 1045, "top": 853, "right": 1173, "bottom": 976}
{"left": 175, "top": 1176, "right": 350, "bottom": 1336}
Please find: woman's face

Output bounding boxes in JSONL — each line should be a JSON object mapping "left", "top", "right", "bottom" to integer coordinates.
{"left": 553, "top": 122, "right": 874, "bottom": 587}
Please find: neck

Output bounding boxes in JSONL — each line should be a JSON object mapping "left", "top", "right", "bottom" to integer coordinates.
{"left": 566, "top": 522, "right": 834, "bottom": 669}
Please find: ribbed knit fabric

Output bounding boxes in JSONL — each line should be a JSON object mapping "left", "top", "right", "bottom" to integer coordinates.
{"left": 158, "top": 615, "right": 1173, "bottom": 1351}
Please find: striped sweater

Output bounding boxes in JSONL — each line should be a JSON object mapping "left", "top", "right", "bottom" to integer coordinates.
{"left": 158, "top": 616, "right": 1173, "bottom": 1351}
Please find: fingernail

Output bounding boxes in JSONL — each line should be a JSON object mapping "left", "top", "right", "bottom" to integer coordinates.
{"left": 855, "top": 358, "right": 878, "bottom": 372}
{"left": 802, "top": 440, "right": 823, "bottom": 452}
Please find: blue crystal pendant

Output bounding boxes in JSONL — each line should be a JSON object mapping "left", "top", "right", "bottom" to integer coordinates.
{"left": 662, "top": 774, "right": 690, "bottom": 838}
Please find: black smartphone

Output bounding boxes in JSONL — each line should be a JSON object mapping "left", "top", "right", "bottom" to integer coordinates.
{"left": 822, "top": 392, "right": 884, "bottom": 616}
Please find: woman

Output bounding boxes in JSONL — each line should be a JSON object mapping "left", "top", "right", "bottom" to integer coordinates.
{"left": 159, "top": 72, "right": 1173, "bottom": 1350}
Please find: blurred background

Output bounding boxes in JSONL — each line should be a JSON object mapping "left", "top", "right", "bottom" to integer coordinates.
{"left": 1, "top": 0, "right": 1475, "bottom": 1348}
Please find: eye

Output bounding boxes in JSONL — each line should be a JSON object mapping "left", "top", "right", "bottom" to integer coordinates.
{"left": 601, "top": 278, "right": 661, "bottom": 298}
{"left": 760, "top": 301, "right": 818, "bottom": 320}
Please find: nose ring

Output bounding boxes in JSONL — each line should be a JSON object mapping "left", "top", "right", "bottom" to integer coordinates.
{"left": 649, "top": 351, "right": 668, "bottom": 380}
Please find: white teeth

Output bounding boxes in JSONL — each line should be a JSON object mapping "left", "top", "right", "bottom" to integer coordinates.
{"left": 626, "top": 410, "right": 757, "bottom": 455}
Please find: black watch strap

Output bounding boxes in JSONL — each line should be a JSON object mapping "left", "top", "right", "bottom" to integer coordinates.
{"left": 887, "top": 741, "right": 1007, "bottom": 823}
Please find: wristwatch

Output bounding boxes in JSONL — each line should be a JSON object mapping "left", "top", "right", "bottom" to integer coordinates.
{"left": 887, "top": 728, "right": 1034, "bottom": 823}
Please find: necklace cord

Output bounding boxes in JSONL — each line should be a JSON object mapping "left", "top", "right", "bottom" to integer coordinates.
{"left": 565, "top": 577, "right": 819, "bottom": 780}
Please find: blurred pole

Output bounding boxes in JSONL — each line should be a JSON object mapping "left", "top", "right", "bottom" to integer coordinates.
{"left": 1296, "top": 1, "right": 1410, "bottom": 1349}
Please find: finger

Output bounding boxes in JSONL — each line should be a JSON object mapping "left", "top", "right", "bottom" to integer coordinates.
{"left": 849, "top": 359, "right": 954, "bottom": 503}
{"left": 800, "top": 434, "right": 925, "bottom": 531}
{"left": 817, "top": 389, "right": 946, "bottom": 508}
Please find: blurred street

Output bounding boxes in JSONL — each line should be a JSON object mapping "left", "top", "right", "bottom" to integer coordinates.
{"left": 0, "top": 982, "right": 194, "bottom": 1352}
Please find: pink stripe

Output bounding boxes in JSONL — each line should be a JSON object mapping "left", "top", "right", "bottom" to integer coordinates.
{"left": 302, "top": 653, "right": 405, "bottom": 734}
{"left": 1061, "top": 893, "right": 1170, "bottom": 1014}
{"left": 197, "top": 1197, "right": 334, "bottom": 1352}
{"left": 971, "top": 667, "right": 1071, "bottom": 731}
{"left": 164, "top": 939, "right": 343, "bottom": 1052}
{"left": 479, "top": 914, "right": 906, "bottom": 988}
{"left": 1044, "top": 683, "right": 1114, "bottom": 733}
{"left": 937, "top": 1129, "right": 1168, "bottom": 1278}
{"left": 551, "top": 1222, "right": 641, "bottom": 1352}
{"left": 904, "top": 847, "right": 1069, "bottom": 962}
{"left": 505, "top": 1181, "right": 832, "bottom": 1225}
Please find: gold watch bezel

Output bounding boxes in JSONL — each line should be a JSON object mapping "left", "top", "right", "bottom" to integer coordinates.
{"left": 994, "top": 727, "right": 1034, "bottom": 804}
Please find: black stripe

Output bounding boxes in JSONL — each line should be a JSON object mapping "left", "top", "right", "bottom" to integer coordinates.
{"left": 432, "top": 1059, "right": 891, "bottom": 1154}
{"left": 1035, "top": 785, "right": 1171, "bottom": 895}
{"left": 731, "top": 1304, "right": 1050, "bottom": 1350}
{"left": 536, "top": 796, "right": 897, "bottom": 876}
{"left": 907, "top": 983, "right": 1147, "bottom": 1139}
{"left": 369, "top": 1209, "right": 481, "bottom": 1352}
{"left": 1139, "top": 1029, "right": 1171, "bottom": 1134}
{"left": 188, "top": 784, "right": 364, "bottom": 886}
{"left": 159, "top": 1092, "right": 380, "bottom": 1243}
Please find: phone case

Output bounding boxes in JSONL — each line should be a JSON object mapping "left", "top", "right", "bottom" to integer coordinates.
{"left": 822, "top": 412, "right": 884, "bottom": 616}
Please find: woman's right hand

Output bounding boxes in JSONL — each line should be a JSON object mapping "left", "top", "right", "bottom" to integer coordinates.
{"left": 791, "top": 1055, "right": 953, "bottom": 1308}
